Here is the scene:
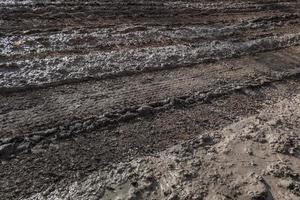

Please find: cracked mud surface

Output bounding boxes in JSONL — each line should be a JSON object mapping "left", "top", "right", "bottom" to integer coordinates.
{"left": 0, "top": 0, "right": 300, "bottom": 199}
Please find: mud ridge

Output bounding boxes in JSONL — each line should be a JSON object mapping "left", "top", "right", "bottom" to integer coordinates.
{"left": 2, "top": 67, "right": 300, "bottom": 160}
{"left": 1, "top": 33, "right": 300, "bottom": 91}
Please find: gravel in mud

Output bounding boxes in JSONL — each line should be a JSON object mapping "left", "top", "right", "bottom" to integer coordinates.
{"left": 0, "top": 0, "right": 300, "bottom": 199}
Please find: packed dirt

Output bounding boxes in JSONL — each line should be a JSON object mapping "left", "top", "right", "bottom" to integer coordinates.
{"left": 0, "top": 0, "right": 300, "bottom": 200}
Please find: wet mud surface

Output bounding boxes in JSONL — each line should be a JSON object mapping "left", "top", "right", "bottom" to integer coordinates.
{"left": 0, "top": 0, "right": 300, "bottom": 199}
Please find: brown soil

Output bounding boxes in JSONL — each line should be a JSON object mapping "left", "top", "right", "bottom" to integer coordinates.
{"left": 0, "top": 1, "right": 299, "bottom": 199}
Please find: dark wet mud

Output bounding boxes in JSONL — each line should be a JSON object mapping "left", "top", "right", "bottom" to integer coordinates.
{"left": 0, "top": 1, "right": 300, "bottom": 199}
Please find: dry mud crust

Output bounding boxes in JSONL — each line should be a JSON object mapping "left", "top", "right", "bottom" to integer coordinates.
{"left": 0, "top": 0, "right": 300, "bottom": 200}
{"left": 25, "top": 92, "right": 300, "bottom": 200}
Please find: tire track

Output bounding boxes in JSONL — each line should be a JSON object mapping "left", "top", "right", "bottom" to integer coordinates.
{"left": 1, "top": 46, "right": 300, "bottom": 158}
{"left": 1, "top": 46, "right": 299, "bottom": 137}
{"left": 0, "top": 1, "right": 299, "bottom": 199}
{"left": 2, "top": 64, "right": 300, "bottom": 200}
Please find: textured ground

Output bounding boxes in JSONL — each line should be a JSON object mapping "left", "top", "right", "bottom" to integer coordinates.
{"left": 0, "top": 0, "right": 300, "bottom": 199}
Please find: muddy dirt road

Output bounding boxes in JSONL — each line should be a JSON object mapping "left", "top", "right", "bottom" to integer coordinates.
{"left": 0, "top": 0, "right": 300, "bottom": 199}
